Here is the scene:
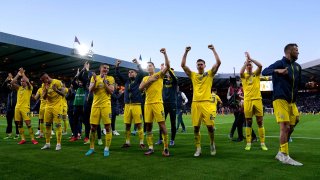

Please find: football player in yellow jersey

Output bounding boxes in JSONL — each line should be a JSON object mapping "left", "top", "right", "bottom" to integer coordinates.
{"left": 61, "top": 81, "right": 68, "bottom": 135}
{"left": 181, "top": 44, "right": 221, "bottom": 157}
{"left": 85, "top": 64, "right": 115, "bottom": 157}
{"left": 40, "top": 73, "right": 66, "bottom": 151}
{"left": 11, "top": 68, "right": 38, "bottom": 145}
{"left": 211, "top": 89, "right": 222, "bottom": 119}
{"left": 139, "top": 48, "right": 170, "bottom": 157}
{"left": 240, "top": 52, "right": 268, "bottom": 151}
{"left": 33, "top": 85, "right": 47, "bottom": 138}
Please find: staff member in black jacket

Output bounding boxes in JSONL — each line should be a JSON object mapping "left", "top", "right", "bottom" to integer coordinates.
{"left": 156, "top": 66, "right": 178, "bottom": 146}
{"left": 262, "top": 43, "right": 302, "bottom": 166}
{"left": 2, "top": 73, "right": 19, "bottom": 139}
{"left": 115, "top": 59, "right": 146, "bottom": 149}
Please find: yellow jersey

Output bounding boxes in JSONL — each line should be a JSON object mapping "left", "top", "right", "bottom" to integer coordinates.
{"left": 212, "top": 93, "right": 221, "bottom": 106}
{"left": 90, "top": 75, "right": 115, "bottom": 107}
{"left": 36, "top": 87, "right": 47, "bottom": 109}
{"left": 241, "top": 71, "right": 262, "bottom": 101}
{"left": 142, "top": 71, "right": 164, "bottom": 104}
{"left": 190, "top": 70, "right": 214, "bottom": 102}
{"left": 62, "top": 88, "right": 68, "bottom": 107}
{"left": 16, "top": 86, "right": 33, "bottom": 109}
{"left": 44, "top": 79, "right": 63, "bottom": 108}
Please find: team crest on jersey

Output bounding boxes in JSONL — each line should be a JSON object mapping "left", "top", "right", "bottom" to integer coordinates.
{"left": 210, "top": 114, "right": 214, "bottom": 120}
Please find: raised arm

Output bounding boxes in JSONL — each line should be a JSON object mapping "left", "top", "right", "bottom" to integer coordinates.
{"left": 11, "top": 68, "right": 25, "bottom": 90}
{"left": 240, "top": 58, "right": 248, "bottom": 78}
{"left": 115, "top": 59, "right": 127, "bottom": 83}
{"left": 181, "top": 46, "right": 192, "bottom": 77}
{"left": 160, "top": 48, "right": 170, "bottom": 75}
{"left": 246, "top": 52, "right": 262, "bottom": 75}
{"left": 78, "top": 61, "right": 90, "bottom": 85}
{"left": 33, "top": 89, "right": 41, "bottom": 100}
{"left": 168, "top": 68, "right": 178, "bottom": 84}
{"left": 2, "top": 73, "right": 13, "bottom": 88}
{"left": 89, "top": 73, "right": 97, "bottom": 93}
{"left": 21, "top": 71, "right": 32, "bottom": 90}
{"left": 208, "top": 44, "right": 221, "bottom": 75}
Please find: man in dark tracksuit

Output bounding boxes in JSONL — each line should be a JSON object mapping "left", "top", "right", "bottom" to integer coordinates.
{"left": 111, "top": 84, "right": 123, "bottom": 136}
{"left": 70, "top": 71, "right": 86, "bottom": 142}
{"left": 156, "top": 68, "right": 177, "bottom": 146}
{"left": 262, "top": 43, "right": 302, "bottom": 166}
{"left": 115, "top": 59, "right": 146, "bottom": 148}
{"left": 79, "top": 62, "right": 102, "bottom": 145}
{"left": 2, "top": 73, "right": 19, "bottom": 139}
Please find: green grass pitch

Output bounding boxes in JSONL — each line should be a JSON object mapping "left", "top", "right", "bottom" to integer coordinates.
{"left": 0, "top": 114, "right": 319, "bottom": 180}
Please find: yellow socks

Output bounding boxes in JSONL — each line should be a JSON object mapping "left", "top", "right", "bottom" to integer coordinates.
{"left": 138, "top": 127, "right": 144, "bottom": 144}
{"left": 246, "top": 127, "right": 252, "bottom": 144}
{"left": 56, "top": 126, "right": 62, "bottom": 144}
{"left": 280, "top": 143, "right": 289, "bottom": 155}
{"left": 258, "top": 127, "right": 266, "bottom": 144}
{"left": 63, "top": 119, "right": 67, "bottom": 132}
{"left": 105, "top": 131, "right": 112, "bottom": 150}
{"left": 89, "top": 131, "right": 96, "bottom": 149}
{"left": 194, "top": 132, "right": 201, "bottom": 149}
{"left": 162, "top": 134, "right": 169, "bottom": 149}
{"left": 45, "top": 125, "right": 51, "bottom": 144}
{"left": 146, "top": 132, "right": 153, "bottom": 149}
{"left": 27, "top": 126, "right": 35, "bottom": 140}
{"left": 19, "top": 127, "right": 25, "bottom": 141}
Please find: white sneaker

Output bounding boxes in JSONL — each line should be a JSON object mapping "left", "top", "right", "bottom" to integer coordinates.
{"left": 98, "top": 139, "right": 103, "bottom": 145}
{"left": 41, "top": 143, "right": 51, "bottom": 150}
{"left": 102, "top": 129, "right": 106, "bottom": 135}
{"left": 210, "top": 144, "right": 216, "bottom": 156}
{"left": 275, "top": 151, "right": 285, "bottom": 161}
{"left": 113, "top": 130, "right": 120, "bottom": 136}
{"left": 55, "top": 144, "right": 61, "bottom": 151}
{"left": 51, "top": 130, "right": 55, "bottom": 135}
{"left": 282, "top": 155, "right": 303, "bottom": 166}
{"left": 35, "top": 130, "right": 40, "bottom": 136}
{"left": 194, "top": 148, "right": 202, "bottom": 157}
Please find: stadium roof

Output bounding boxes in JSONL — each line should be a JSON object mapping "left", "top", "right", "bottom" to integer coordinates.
{"left": 1, "top": 31, "right": 318, "bottom": 89}
{"left": 0, "top": 32, "right": 238, "bottom": 89}
{"left": 301, "top": 58, "right": 320, "bottom": 83}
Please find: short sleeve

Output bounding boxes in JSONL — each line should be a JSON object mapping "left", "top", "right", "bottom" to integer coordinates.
{"left": 142, "top": 76, "right": 148, "bottom": 83}
{"left": 108, "top": 76, "right": 115, "bottom": 85}
{"left": 90, "top": 76, "right": 95, "bottom": 83}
